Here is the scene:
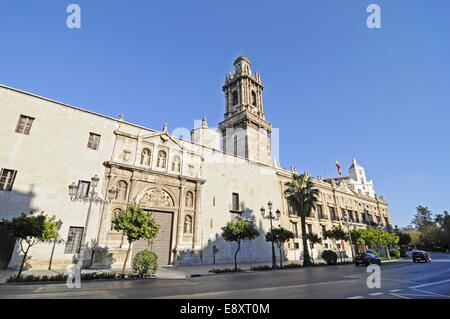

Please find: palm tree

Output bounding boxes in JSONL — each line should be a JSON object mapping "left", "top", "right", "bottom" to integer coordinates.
{"left": 284, "top": 174, "right": 320, "bottom": 267}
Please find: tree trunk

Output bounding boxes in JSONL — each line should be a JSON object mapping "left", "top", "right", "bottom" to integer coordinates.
{"left": 234, "top": 241, "right": 241, "bottom": 272}
{"left": 122, "top": 242, "right": 132, "bottom": 275}
{"left": 279, "top": 245, "right": 283, "bottom": 269}
{"left": 300, "top": 216, "right": 312, "bottom": 266}
{"left": 17, "top": 246, "right": 30, "bottom": 279}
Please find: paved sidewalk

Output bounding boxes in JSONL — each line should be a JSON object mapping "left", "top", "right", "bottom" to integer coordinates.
{"left": 0, "top": 260, "right": 297, "bottom": 283}
{"left": 1, "top": 257, "right": 385, "bottom": 284}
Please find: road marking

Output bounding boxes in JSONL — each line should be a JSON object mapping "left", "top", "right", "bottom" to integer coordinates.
{"left": 369, "top": 292, "right": 385, "bottom": 296}
{"left": 409, "top": 278, "right": 450, "bottom": 289}
{"left": 390, "top": 293, "right": 410, "bottom": 299}
{"left": 411, "top": 288, "right": 450, "bottom": 298}
{"left": 347, "top": 296, "right": 364, "bottom": 299}
{"left": 389, "top": 289, "right": 402, "bottom": 292}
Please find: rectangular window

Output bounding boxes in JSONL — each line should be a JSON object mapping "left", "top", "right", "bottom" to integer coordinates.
{"left": 329, "top": 207, "right": 337, "bottom": 220}
{"left": 0, "top": 169, "right": 17, "bottom": 191}
{"left": 76, "top": 181, "right": 90, "bottom": 199}
{"left": 324, "top": 243, "right": 329, "bottom": 249}
{"left": 317, "top": 205, "right": 324, "bottom": 219}
{"left": 353, "top": 211, "right": 359, "bottom": 223}
{"left": 15, "top": 115, "right": 34, "bottom": 135}
{"left": 232, "top": 193, "right": 239, "bottom": 211}
{"left": 287, "top": 200, "right": 294, "bottom": 215}
{"left": 291, "top": 222, "right": 298, "bottom": 238}
{"left": 294, "top": 242, "right": 299, "bottom": 249}
{"left": 322, "top": 225, "right": 326, "bottom": 235}
{"left": 64, "top": 227, "right": 84, "bottom": 254}
{"left": 307, "top": 224, "right": 312, "bottom": 234}
{"left": 87, "top": 132, "right": 101, "bottom": 150}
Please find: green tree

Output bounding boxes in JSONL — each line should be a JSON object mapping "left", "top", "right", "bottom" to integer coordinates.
{"left": 407, "top": 230, "right": 421, "bottom": 247}
{"left": 221, "top": 219, "right": 259, "bottom": 272}
{"left": 112, "top": 203, "right": 160, "bottom": 274}
{"left": 435, "top": 211, "right": 450, "bottom": 250}
{"left": 323, "top": 226, "right": 348, "bottom": 262}
{"left": 305, "top": 232, "right": 322, "bottom": 264}
{"left": 265, "top": 227, "right": 294, "bottom": 268}
{"left": 412, "top": 206, "right": 434, "bottom": 231}
{"left": 0, "top": 212, "right": 60, "bottom": 278}
{"left": 284, "top": 174, "right": 320, "bottom": 267}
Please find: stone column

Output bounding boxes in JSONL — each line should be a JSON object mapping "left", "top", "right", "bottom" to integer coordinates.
{"left": 96, "top": 171, "right": 114, "bottom": 246}
{"left": 193, "top": 183, "right": 202, "bottom": 249}
{"left": 176, "top": 182, "right": 186, "bottom": 247}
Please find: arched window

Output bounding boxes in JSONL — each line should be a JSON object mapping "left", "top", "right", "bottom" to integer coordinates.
{"left": 110, "top": 208, "right": 121, "bottom": 231}
{"left": 184, "top": 215, "right": 193, "bottom": 234}
{"left": 172, "top": 155, "right": 181, "bottom": 172}
{"left": 157, "top": 150, "right": 167, "bottom": 168}
{"left": 251, "top": 91, "right": 257, "bottom": 106}
{"left": 140, "top": 148, "right": 151, "bottom": 166}
{"left": 232, "top": 91, "right": 238, "bottom": 105}
{"left": 185, "top": 191, "right": 194, "bottom": 208}
{"left": 115, "top": 181, "right": 128, "bottom": 201}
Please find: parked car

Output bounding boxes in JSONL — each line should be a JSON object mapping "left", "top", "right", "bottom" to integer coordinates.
{"left": 412, "top": 250, "right": 431, "bottom": 263}
{"left": 354, "top": 252, "right": 381, "bottom": 266}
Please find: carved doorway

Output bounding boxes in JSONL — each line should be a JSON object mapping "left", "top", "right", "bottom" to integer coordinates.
{"left": 131, "top": 210, "right": 174, "bottom": 265}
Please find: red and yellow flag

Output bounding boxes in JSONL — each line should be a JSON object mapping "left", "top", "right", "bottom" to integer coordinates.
{"left": 335, "top": 159, "right": 341, "bottom": 175}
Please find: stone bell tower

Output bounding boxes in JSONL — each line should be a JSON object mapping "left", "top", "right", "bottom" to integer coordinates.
{"left": 218, "top": 56, "right": 272, "bottom": 165}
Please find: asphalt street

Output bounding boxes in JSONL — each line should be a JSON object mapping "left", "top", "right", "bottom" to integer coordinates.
{"left": 0, "top": 252, "right": 448, "bottom": 299}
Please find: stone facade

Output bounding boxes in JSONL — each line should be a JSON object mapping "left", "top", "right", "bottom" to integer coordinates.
{"left": 0, "top": 56, "right": 392, "bottom": 270}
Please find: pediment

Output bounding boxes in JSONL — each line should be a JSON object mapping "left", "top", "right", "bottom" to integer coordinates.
{"left": 336, "top": 182, "right": 357, "bottom": 195}
{"left": 140, "top": 132, "right": 183, "bottom": 150}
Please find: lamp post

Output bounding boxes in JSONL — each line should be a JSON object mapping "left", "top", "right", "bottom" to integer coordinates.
{"left": 68, "top": 175, "right": 117, "bottom": 268}
{"left": 341, "top": 212, "right": 355, "bottom": 260}
{"left": 260, "top": 201, "right": 281, "bottom": 269}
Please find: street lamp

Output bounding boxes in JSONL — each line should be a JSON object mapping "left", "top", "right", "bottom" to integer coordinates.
{"left": 341, "top": 212, "right": 355, "bottom": 260}
{"left": 68, "top": 175, "right": 117, "bottom": 268}
{"left": 260, "top": 200, "right": 281, "bottom": 269}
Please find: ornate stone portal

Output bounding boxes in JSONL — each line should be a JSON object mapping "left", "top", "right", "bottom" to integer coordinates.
{"left": 139, "top": 188, "right": 174, "bottom": 207}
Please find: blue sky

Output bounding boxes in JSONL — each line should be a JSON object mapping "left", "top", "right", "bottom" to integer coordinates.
{"left": 1, "top": 0, "right": 449, "bottom": 227}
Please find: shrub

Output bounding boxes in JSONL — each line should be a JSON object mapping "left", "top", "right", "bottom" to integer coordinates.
{"left": 6, "top": 273, "right": 69, "bottom": 283}
{"left": 321, "top": 250, "right": 337, "bottom": 265}
{"left": 81, "top": 271, "right": 117, "bottom": 280}
{"left": 208, "top": 268, "right": 242, "bottom": 273}
{"left": 389, "top": 249, "right": 400, "bottom": 259}
{"left": 283, "top": 263, "right": 302, "bottom": 269}
{"left": 251, "top": 265, "right": 272, "bottom": 271}
{"left": 132, "top": 250, "right": 158, "bottom": 277}
{"left": 366, "top": 249, "right": 378, "bottom": 256}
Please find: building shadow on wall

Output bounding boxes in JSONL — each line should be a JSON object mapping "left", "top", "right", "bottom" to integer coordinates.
{"left": 0, "top": 185, "right": 36, "bottom": 269}
{"left": 86, "top": 239, "right": 116, "bottom": 270}
{"left": 200, "top": 200, "right": 286, "bottom": 272}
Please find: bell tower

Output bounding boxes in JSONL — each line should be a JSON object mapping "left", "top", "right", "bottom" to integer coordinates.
{"left": 218, "top": 56, "right": 272, "bottom": 165}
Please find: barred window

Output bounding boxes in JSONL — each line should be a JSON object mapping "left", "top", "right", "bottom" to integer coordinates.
{"left": 87, "top": 132, "right": 101, "bottom": 150}
{"left": 232, "top": 193, "right": 239, "bottom": 211}
{"left": 0, "top": 169, "right": 17, "bottom": 191}
{"left": 65, "top": 227, "right": 84, "bottom": 254}
{"left": 15, "top": 115, "right": 34, "bottom": 135}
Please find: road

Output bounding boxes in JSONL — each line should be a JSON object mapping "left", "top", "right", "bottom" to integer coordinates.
{"left": 0, "top": 253, "right": 449, "bottom": 299}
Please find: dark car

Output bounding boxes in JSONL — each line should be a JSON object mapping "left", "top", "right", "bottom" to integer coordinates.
{"left": 354, "top": 252, "right": 381, "bottom": 266}
{"left": 412, "top": 250, "right": 431, "bottom": 263}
